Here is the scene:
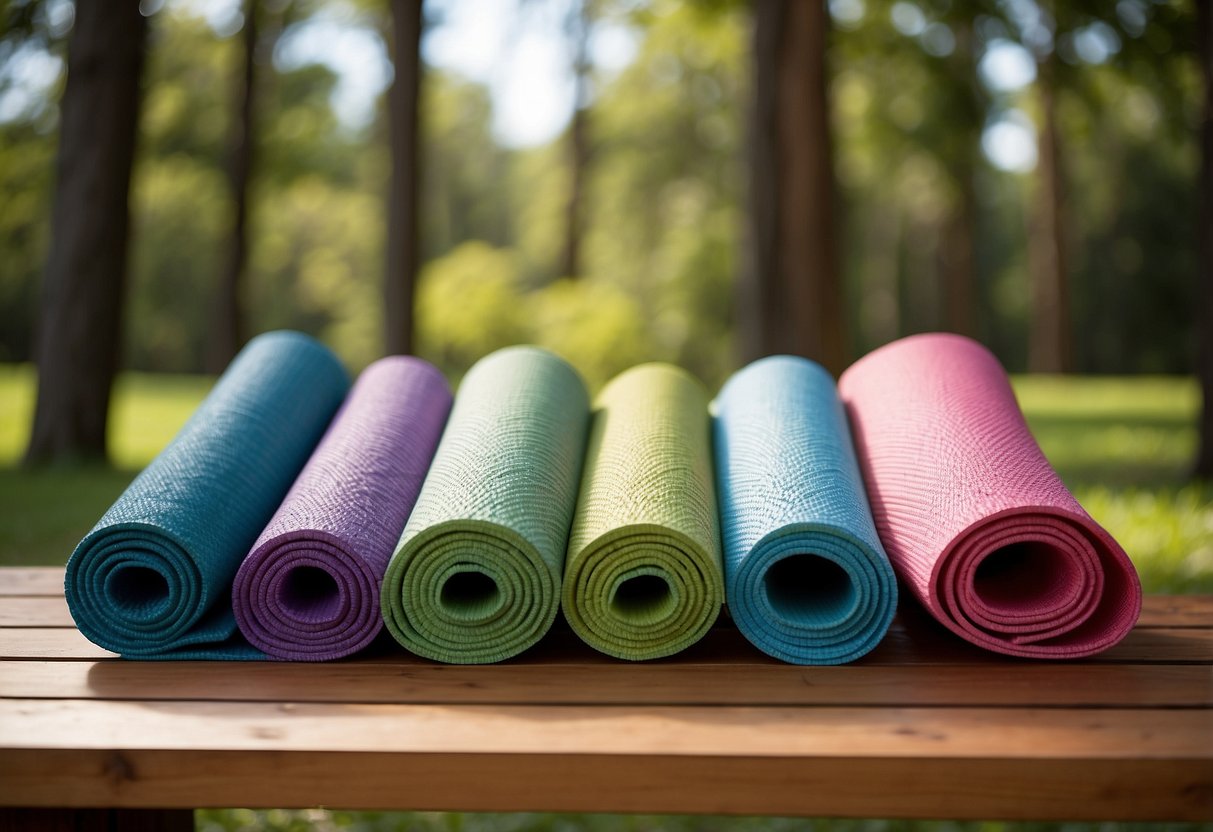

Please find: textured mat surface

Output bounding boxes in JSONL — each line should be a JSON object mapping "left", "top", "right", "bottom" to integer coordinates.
{"left": 839, "top": 333, "right": 1142, "bottom": 658}
{"left": 562, "top": 364, "right": 723, "bottom": 660}
{"left": 65, "top": 331, "right": 349, "bottom": 659}
{"left": 232, "top": 357, "right": 451, "bottom": 660}
{"left": 713, "top": 356, "right": 897, "bottom": 664}
{"left": 381, "top": 346, "right": 589, "bottom": 663}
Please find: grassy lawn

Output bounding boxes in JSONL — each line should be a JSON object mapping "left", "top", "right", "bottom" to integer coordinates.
{"left": 1, "top": 364, "right": 1209, "bottom": 591}
{"left": 2, "top": 365, "right": 1208, "bottom": 830}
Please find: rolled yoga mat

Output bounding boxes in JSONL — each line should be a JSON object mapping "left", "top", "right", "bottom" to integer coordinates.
{"left": 713, "top": 356, "right": 898, "bottom": 664}
{"left": 562, "top": 364, "right": 724, "bottom": 660}
{"left": 232, "top": 356, "right": 452, "bottom": 661}
{"left": 838, "top": 332, "right": 1142, "bottom": 658}
{"left": 65, "top": 331, "right": 349, "bottom": 659}
{"left": 381, "top": 346, "right": 590, "bottom": 663}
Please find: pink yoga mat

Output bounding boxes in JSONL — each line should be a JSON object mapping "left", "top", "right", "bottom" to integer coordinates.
{"left": 839, "top": 333, "right": 1141, "bottom": 658}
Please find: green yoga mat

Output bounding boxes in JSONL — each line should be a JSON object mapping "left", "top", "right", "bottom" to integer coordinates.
{"left": 381, "top": 346, "right": 590, "bottom": 663}
{"left": 562, "top": 363, "right": 724, "bottom": 660}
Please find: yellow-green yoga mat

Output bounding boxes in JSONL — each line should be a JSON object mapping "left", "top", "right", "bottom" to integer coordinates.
{"left": 562, "top": 363, "right": 724, "bottom": 660}
{"left": 381, "top": 346, "right": 590, "bottom": 663}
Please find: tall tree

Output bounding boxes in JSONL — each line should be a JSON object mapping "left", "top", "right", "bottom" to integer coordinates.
{"left": 1197, "top": 0, "right": 1213, "bottom": 478}
{"left": 1026, "top": 10, "right": 1071, "bottom": 373}
{"left": 207, "top": 0, "right": 260, "bottom": 373}
{"left": 385, "top": 0, "right": 423, "bottom": 355}
{"left": 559, "top": 0, "right": 594, "bottom": 280}
{"left": 742, "top": 0, "right": 845, "bottom": 375}
{"left": 25, "top": 0, "right": 147, "bottom": 465}
{"left": 937, "top": 17, "right": 982, "bottom": 340}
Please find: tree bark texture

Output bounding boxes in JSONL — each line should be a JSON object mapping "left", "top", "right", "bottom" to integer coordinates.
{"left": 742, "top": 0, "right": 845, "bottom": 376}
{"left": 25, "top": 0, "right": 147, "bottom": 465}
{"left": 1196, "top": 0, "right": 1213, "bottom": 478}
{"left": 1027, "top": 51, "right": 1071, "bottom": 373}
{"left": 384, "top": 0, "right": 423, "bottom": 356}
{"left": 206, "top": 0, "right": 259, "bottom": 374}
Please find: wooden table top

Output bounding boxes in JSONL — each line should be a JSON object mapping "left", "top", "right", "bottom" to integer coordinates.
{"left": 0, "top": 566, "right": 1209, "bottom": 821}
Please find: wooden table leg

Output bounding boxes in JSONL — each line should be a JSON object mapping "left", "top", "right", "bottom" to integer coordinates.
{"left": 0, "top": 807, "right": 195, "bottom": 831}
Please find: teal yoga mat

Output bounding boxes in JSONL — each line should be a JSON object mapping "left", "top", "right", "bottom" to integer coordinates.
{"left": 65, "top": 331, "right": 349, "bottom": 659}
{"left": 381, "top": 346, "right": 590, "bottom": 663}
{"left": 713, "top": 355, "right": 897, "bottom": 664}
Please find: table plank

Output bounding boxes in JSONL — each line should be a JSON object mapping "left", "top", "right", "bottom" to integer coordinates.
{"left": 0, "top": 568, "right": 64, "bottom": 597}
{"left": 2, "top": 659, "right": 1208, "bottom": 708}
{"left": 0, "top": 628, "right": 116, "bottom": 660}
{"left": 0, "top": 749, "right": 1206, "bottom": 821}
{"left": 0, "top": 564, "right": 1209, "bottom": 821}
{"left": 1138, "top": 595, "right": 1213, "bottom": 627}
{"left": 0, "top": 597, "right": 72, "bottom": 628}
{"left": 1, "top": 699, "right": 1207, "bottom": 758}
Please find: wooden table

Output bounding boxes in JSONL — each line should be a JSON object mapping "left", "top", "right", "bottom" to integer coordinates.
{"left": 0, "top": 566, "right": 1209, "bottom": 830}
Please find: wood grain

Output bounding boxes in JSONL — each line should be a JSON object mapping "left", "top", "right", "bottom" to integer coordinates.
{"left": 0, "top": 749, "right": 1208, "bottom": 820}
{"left": 1, "top": 659, "right": 1208, "bottom": 707}
{"left": 1, "top": 699, "right": 1208, "bottom": 758}
{"left": 0, "top": 566, "right": 1209, "bottom": 821}
{"left": 0, "top": 629, "right": 115, "bottom": 660}
{"left": 1137, "top": 595, "right": 1213, "bottom": 627}
{"left": 0, "top": 569, "right": 65, "bottom": 597}
{"left": 0, "top": 598, "right": 72, "bottom": 628}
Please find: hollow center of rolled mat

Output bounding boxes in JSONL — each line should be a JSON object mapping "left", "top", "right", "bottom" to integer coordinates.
{"left": 764, "top": 555, "right": 856, "bottom": 626}
{"left": 107, "top": 566, "right": 170, "bottom": 617}
{"left": 280, "top": 566, "right": 342, "bottom": 620}
{"left": 440, "top": 570, "right": 503, "bottom": 620}
{"left": 973, "top": 541, "right": 1077, "bottom": 612}
{"left": 609, "top": 573, "right": 675, "bottom": 625}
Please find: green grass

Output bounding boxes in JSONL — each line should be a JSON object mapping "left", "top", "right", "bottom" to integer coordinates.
{"left": 4, "top": 367, "right": 1210, "bottom": 830}
{"left": 1, "top": 366, "right": 1209, "bottom": 591}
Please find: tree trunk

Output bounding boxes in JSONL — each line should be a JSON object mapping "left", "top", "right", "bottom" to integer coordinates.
{"left": 559, "top": 0, "right": 593, "bottom": 280}
{"left": 1027, "top": 51, "right": 1071, "bottom": 373}
{"left": 24, "top": 0, "right": 147, "bottom": 466}
{"left": 742, "top": 0, "right": 844, "bottom": 376}
{"left": 207, "top": 0, "right": 259, "bottom": 374}
{"left": 1196, "top": 0, "right": 1213, "bottom": 478}
{"left": 384, "top": 0, "right": 423, "bottom": 356}
{"left": 940, "top": 171, "right": 977, "bottom": 338}
{"left": 938, "top": 19, "right": 980, "bottom": 339}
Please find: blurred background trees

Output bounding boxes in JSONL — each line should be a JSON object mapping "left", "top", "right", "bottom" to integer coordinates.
{"left": 0, "top": 0, "right": 1206, "bottom": 465}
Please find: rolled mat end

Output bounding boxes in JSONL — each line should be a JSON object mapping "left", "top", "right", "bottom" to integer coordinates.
{"left": 714, "top": 354, "right": 898, "bottom": 665}
{"left": 380, "top": 346, "right": 590, "bottom": 663}
{"left": 231, "top": 354, "right": 452, "bottom": 661}
{"left": 562, "top": 363, "right": 724, "bottom": 661}
{"left": 65, "top": 330, "right": 349, "bottom": 659}
{"left": 839, "top": 333, "right": 1142, "bottom": 658}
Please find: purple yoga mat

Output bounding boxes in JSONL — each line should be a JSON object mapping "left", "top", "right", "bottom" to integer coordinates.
{"left": 232, "top": 356, "right": 452, "bottom": 660}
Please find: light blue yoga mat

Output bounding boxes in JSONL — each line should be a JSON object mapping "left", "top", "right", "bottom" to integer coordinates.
{"left": 65, "top": 331, "right": 350, "bottom": 659}
{"left": 712, "top": 355, "right": 897, "bottom": 664}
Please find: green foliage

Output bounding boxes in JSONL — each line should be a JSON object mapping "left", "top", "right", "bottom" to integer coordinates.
{"left": 415, "top": 241, "right": 529, "bottom": 374}
{"left": 0, "top": 0, "right": 1202, "bottom": 381}
{"left": 413, "top": 242, "right": 655, "bottom": 390}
